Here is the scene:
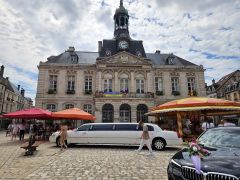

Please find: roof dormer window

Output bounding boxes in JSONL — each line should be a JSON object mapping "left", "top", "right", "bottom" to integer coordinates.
{"left": 167, "top": 57, "right": 174, "bottom": 65}
{"left": 71, "top": 55, "right": 78, "bottom": 64}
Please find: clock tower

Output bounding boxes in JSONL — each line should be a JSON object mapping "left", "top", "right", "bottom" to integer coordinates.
{"left": 114, "top": 0, "right": 130, "bottom": 51}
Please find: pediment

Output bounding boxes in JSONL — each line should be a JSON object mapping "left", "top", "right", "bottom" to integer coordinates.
{"left": 97, "top": 51, "right": 152, "bottom": 66}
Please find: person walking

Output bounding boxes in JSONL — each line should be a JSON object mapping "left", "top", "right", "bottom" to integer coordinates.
{"left": 11, "top": 122, "right": 18, "bottom": 140}
{"left": 59, "top": 122, "right": 68, "bottom": 151}
{"left": 18, "top": 121, "right": 26, "bottom": 141}
{"left": 201, "top": 118, "right": 214, "bottom": 131}
{"left": 6, "top": 123, "right": 12, "bottom": 137}
{"left": 135, "top": 120, "right": 153, "bottom": 156}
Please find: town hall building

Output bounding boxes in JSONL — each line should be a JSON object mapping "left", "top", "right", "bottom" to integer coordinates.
{"left": 35, "top": 0, "right": 206, "bottom": 124}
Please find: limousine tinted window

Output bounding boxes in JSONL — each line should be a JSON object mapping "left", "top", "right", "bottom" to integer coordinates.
{"left": 115, "top": 124, "right": 138, "bottom": 131}
{"left": 77, "top": 125, "right": 90, "bottom": 131}
{"left": 91, "top": 124, "right": 114, "bottom": 131}
{"left": 137, "top": 125, "right": 154, "bottom": 131}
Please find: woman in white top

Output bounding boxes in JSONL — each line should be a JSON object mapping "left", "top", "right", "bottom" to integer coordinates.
{"left": 201, "top": 118, "right": 214, "bottom": 131}
{"left": 11, "top": 122, "right": 19, "bottom": 140}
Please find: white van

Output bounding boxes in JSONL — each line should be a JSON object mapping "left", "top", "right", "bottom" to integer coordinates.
{"left": 49, "top": 123, "right": 182, "bottom": 150}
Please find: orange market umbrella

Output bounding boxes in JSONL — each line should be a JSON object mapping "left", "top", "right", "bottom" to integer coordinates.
{"left": 52, "top": 108, "right": 96, "bottom": 120}
{"left": 147, "top": 97, "right": 240, "bottom": 116}
{"left": 146, "top": 97, "right": 240, "bottom": 138}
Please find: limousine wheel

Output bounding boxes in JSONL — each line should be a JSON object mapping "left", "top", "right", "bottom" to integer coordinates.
{"left": 152, "top": 138, "right": 166, "bottom": 150}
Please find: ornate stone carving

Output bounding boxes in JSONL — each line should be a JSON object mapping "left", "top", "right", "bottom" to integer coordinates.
{"left": 186, "top": 72, "right": 195, "bottom": 76}
{"left": 170, "top": 71, "right": 179, "bottom": 76}
{"left": 67, "top": 70, "right": 77, "bottom": 74}
{"left": 155, "top": 70, "right": 163, "bottom": 76}
{"left": 48, "top": 69, "right": 59, "bottom": 74}
{"left": 84, "top": 70, "right": 94, "bottom": 75}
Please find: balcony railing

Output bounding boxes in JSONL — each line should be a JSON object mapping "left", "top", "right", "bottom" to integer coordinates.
{"left": 94, "top": 91, "right": 154, "bottom": 98}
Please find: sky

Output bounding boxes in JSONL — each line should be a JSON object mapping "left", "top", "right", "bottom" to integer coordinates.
{"left": 0, "top": 0, "right": 239, "bottom": 104}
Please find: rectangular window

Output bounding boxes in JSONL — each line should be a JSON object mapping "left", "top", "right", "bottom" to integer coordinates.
{"left": 104, "top": 79, "right": 112, "bottom": 92}
{"left": 155, "top": 77, "right": 163, "bottom": 92}
{"left": 65, "top": 104, "right": 74, "bottom": 109}
{"left": 67, "top": 76, "right": 75, "bottom": 91}
{"left": 91, "top": 124, "right": 114, "bottom": 131}
{"left": 120, "top": 79, "right": 129, "bottom": 92}
{"left": 171, "top": 77, "right": 179, "bottom": 92}
{"left": 115, "top": 124, "right": 137, "bottom": 131}
{"left": 46, "top": 104, "right": 56, "bottom": 112}
{"left": 83, "top": 104, "right": 92, "bottom": 114}
{"left": 85, "top": 76, "right": 92, "bottom": 92}
{"left": 136, "top": 79, "right": 144, "bottom": 94}
{"left": 187, "top": 77, "right": 195, "bottom": 94}
{"left": 49, "top": 75, "right": 57, "bottom": 91}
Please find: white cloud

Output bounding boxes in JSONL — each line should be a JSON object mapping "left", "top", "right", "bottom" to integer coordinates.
{"left": 0, "top": 0, "right": 239, "bottom": 104}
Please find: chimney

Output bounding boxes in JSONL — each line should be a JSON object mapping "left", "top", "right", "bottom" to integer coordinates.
{"left": 68, "top": 46, "right": 75, "bottom": 52}
{"left": 18, "top": 85, "right": 20, "bottom": 90}
{"left": 20, "top": 88, "right": 25, "bottom": 97}
{"left": 0, "top": 65, "right": 4, "bottom": 77}
{"left": 6, "top": 77, "right": 9, "bottom": 81}
{"left": 98, "top": 41, "right": 102, "bottom": 53}
{"left": 212, "top": 79, "right": 215, "bottom": 84}
{"left": 155, "top": 50, "right": 160, "bottom": 54}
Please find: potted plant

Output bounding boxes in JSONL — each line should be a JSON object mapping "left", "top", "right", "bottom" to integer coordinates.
{"left": 172, "top": 91, "right": 180, "bottom": 96}
{"left": 156, "top": 91, "right": 163, "bottom": 96}
{"left": 66, "top": 90, "right": 75, "bottom": 94}
{"left": 48, "top": 89, "right": 57, "bottom": 94}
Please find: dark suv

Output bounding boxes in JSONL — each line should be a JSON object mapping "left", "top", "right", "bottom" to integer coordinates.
{"left": 168, "top": 127, "right": 240, "bottom": 180}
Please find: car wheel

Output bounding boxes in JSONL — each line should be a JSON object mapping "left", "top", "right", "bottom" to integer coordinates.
{"left": 152, "top": 138, "right": 166, "bottom": 150}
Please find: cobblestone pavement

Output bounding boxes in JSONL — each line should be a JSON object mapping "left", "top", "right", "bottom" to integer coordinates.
{"left": 0, "top": 132, "right": 181, "bottom": 180}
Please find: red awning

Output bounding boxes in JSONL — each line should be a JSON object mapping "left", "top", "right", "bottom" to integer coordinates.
{"left": 2, "top": 108, "right": 52, "bottom": 119}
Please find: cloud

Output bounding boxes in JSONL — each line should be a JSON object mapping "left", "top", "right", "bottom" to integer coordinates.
{"left": 0, "top": 0, "right": 239, "bottom": 105}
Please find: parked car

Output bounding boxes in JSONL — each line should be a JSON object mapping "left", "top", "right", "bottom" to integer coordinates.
{"left": 168, "top": 127, "right": 240, "bottom": 180}
{"left": 49, "top": 123, "right": 182, "bottom": 150}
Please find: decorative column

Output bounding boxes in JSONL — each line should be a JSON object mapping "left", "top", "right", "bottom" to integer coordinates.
{"left": 97, "top": 71, "right": 102, "bottom": 91}
{"left": 114, "top": 71, "right": 118, "bottom": 92}
{"left": 130, "top": 71, "right": 135, "bottom": 93}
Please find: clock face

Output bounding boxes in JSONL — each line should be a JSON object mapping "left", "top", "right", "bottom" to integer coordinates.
{"left": 118, "top": 41, "right": 128, "bottom": 50}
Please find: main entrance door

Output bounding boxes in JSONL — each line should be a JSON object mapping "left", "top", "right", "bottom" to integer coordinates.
{"left": 102, "top": 104, "right": 114, "bottom": 122}
{"left": 119, "top": 104, "right": 131, "bottom": 122}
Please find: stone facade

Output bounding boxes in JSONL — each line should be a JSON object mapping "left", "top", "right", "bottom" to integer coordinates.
{"left": 36, "top": 51, "right": 206, "bottom": 123}
{"left": 207, "top": 70, "right": 240, "bottom": 101}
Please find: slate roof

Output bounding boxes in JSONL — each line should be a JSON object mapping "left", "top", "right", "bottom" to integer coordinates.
{"left": 10, "top": 83, "right": 21, "bottom": 95}
{"left": 99, "top": 39, "right": 146, "bottom": 58}
{"left": 146, "top": 53, "right": 197, "bottom": 66}
{"left": 45, "top": 50, "right": 198, "bottom": 67}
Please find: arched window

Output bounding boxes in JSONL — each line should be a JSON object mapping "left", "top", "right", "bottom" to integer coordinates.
{"left": 103, "top": 73, "right": 113, "bottom": 92}
{"left": 65, "top": 104, "right": 74, "bottom": 109}
{"left": 120, "top": 16, "right": 124, "bottom": 26}
{"left": 102, "top": 104, "right": 114, "bottom": 122}
{"left": 137, "top": 104, "right": 148, "bottom": 123}
{"left": 119, "top": 73, "right": 129, "bottom": 93}
{"left": 136, "top": 74, "right": 144, "bottom": 94}
{"left": 119, "top": 104, "right": 131, "bottom": 122}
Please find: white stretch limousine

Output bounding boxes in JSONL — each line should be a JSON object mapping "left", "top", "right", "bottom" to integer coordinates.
{"left": 49, "top": 123, "right": 182, "bottom": 150}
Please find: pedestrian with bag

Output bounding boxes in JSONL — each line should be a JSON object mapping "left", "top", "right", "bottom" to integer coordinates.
{"left": 135, "top": 120, "right": 154, "bottom": 156}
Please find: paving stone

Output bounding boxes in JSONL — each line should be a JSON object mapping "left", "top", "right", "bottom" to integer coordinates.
{"left": 0, "top": 132, "right": 181, "bottom": 179}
